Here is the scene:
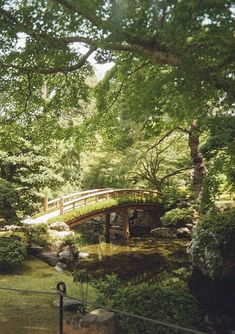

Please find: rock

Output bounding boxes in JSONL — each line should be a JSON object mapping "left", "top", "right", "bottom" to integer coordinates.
{"left": 28, "top": 245, "right": 43, "bottom": 255}
{"left": 49, "top": 221, "right": 70, "bottom": 231}
{"left": 79, "top": 252, "right": 89, "bottom": 259}
{"left": 59, "top": 250, "right": 73, "bottom": 263}
{"left": 186, "top": 223, "right": 194, "bottom": 230}
{"left": 38, "top": 252, "right": 60, "bottom": 266}
{"left": 151, "top": 227, "right": 175, "bottom": 239}
{"left": 48, "top": 229, "right": 74, "bottom": 239}
{"left": 56, "top": 261, "right": 67, "bottom": 269}
{"left": 54, "top": 297, "right": 84, "bottom": 312}
{"left": 4, "top": 225, "right": 23, "bottom": 231}
{"left": 176, "top": 227, "right": 191, "bottom": 239}
{"left": 64, "top": 308, "right": 120, "bottom": 334}
{"left": 54, "top": 265, "right": 65, "bottom": 273}
{"left": 49, "top": 240, "right": 65, "bottom": 253}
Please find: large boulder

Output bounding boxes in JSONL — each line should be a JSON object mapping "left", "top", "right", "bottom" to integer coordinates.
{"left": 176, "top": 227, "right": 191, "bottom": 239}
{"left": 54, "top": 297, "right": 84, "bottom": 312}
{"left": 151, "top": 227, "right": 175, "bottom": 239}
{"left": 64, "top": 308, "right": 120, "bottom": 334}
{"left": 38, "top": 252, "right": 60, "bottom": 266}
{"left": 48, "top": 229, "right": 74, "bottom": 239}
{"left": 59, "top": 250, "right": 73, "bottom": 264}
{"left": 28, "top": 245, "right": 43, "bottom": 255}
{"left": 49, "top": 221, "right": 70, "bottom": 231}
{"left": 188, "top": 209, "right": 235, "bottom": 279}
{"left": 49, "top": 240, "right": 66, "bottom": 254}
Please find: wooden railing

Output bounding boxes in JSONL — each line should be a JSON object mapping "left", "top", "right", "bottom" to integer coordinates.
{"left": 44, "top": 188, "right": 158, "bottom": 216}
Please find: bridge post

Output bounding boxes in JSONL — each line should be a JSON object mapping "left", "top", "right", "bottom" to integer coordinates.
{"left": 60, "top": 197, "right": 64, "bottom": 215}
{"left": 105, "top": 213, "right": 111, "bottom": 243}
{"left": 123, "top": 208, "right": 130, "bottom": 241}
{"left": 44, "top": 196, "right": 48, "bottom": 212}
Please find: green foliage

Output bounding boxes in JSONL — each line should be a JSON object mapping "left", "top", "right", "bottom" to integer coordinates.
{"left": 200, "top": 115, "right": 235, "bottom": 209}
{"left": 161, "top": 208, "right": 193, "bottom": 228}
{"left": 48, "top": 195, "right": 160, "bottom": 224}
{"left": 76, "top": 221, "right": 103, "bottom": 245}
{"left": 63, "top": 234, "right": 80, "bottom": 257}
{"left": 24, "top": 224, "right": 49, "bottom": 247}
{"left": 91, "top": 274, "right": 121, "bottom": 305}
{"left": 73, "top": 269, "right": 90, "bottom": 312}
{"left": 0, "top": 238, "right": 27, "bottom": 268}
{"left": 188, "top": 208, "right": 235, "bottom": 279}
{"left": 112, "top": 283, "right": 202, "bottom": 334}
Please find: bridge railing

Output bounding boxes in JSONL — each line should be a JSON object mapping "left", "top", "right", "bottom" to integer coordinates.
{"left": 52, "top": 188, "right": 158, "bottom": 215}
{"left": 43, "top": 188, "right": 112, "bottom": 213}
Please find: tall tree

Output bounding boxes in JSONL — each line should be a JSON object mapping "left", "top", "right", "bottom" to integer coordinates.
{"left": 0, "top": 0, "right": 233, "bottom": 98}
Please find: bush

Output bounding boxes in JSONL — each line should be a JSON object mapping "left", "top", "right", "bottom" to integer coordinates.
{"left": 24, "top": 224, "right": 49, "bottom": 247}
{"left": 112, "top": 283, "right": 202, "bottom": 334}
{"left": 0, "top": 238, "right": 27, "bottom": 268}
{"left": 188, "top": 208, "right": 235, "bottom": 279}
{"left": 91, "top": 274, "right": 121, "bottom": 305}
{"left": 161, "top": 208, "right": 193, "bottom": 228}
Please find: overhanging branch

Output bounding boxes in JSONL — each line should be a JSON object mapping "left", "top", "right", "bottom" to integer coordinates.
{"left": 0, "top": 47, "right": 95, "bottom": 75}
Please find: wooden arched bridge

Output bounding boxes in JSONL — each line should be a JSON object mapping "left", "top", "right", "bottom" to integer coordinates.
{"left": 43, "top": 188, "right": 160, "bottom": 241}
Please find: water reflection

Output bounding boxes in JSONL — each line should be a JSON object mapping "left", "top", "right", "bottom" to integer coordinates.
{"left": 77, "top": 238, "right": 189, "bottom": 281}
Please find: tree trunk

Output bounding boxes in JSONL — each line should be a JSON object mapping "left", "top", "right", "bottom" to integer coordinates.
{"left": 188, "top": 122, "right": 206, "bottom": 215}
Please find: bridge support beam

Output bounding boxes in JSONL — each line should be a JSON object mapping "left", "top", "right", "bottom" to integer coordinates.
{"left": 60, "top": 197, "right": 64, "bottom": 215}
{"left": 123, "top": 208, "right": 130, "bottom": 241}
{"left": 105, "top": 213, "right": 111, "bottom": 243}
{"left": 44, "top": 196, "right": 48, "bottom": 213}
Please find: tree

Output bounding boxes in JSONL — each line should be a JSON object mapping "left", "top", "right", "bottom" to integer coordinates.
{"left": 136, "top": 132, "right": 191, "bottom": 193}
{"left": 94, "top": 58, "right": 228, "bottom": 212}
{"left": 0, "top": 0, "right": 233, "bottom": 214}
{"left": 0, "top": 1, "right": 233, "bottom": 99}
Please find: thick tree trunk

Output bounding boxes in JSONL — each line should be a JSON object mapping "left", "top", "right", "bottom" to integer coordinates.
{"left": 188, "top": 122, "right": 206, "bottom": 215}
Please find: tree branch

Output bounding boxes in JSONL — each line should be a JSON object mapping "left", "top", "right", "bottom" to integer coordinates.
{"left": 62, "top": 35, "right": 180, "bottom": 65}
{"left": 0, "top": 47, "right": 95, "bottom": 74}
{"left": 160, "top": 166, "right": 192, "bottom": 184}
{"left": 148, "top": 129, "right": 174, "bottom": 151}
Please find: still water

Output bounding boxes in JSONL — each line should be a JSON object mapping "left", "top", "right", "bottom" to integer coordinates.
{"left": 77, "top": 237, "right": 189, "bottom": 281}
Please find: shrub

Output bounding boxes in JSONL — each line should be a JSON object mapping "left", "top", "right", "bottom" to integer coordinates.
{"left": 91, "top": 274, "right": 121, "bottom": 305}
{"left": 112, "top": 283, "right": 202, "bottom": 334}
{"left": 161, "top": 208, "right": 193, "bottom": 228}
{"left": 24, "top": 224, "right": 49, "bottom": 247}
{"left": 0, "top": 238, "right": 27, "bottom": 268}
{"left": 188, "top": 208, "right": 235, "bottom": 279}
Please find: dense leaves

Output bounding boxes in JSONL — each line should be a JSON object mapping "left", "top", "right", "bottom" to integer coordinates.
{"left": 188, "top": 208, "right": 235, "bottom": 279}
{"left": 0, "top": 238, "right": 27, "bottom": 268}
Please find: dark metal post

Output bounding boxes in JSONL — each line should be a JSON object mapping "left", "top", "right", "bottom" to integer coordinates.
{"left": 57, "top": 282, "right": 67, "bottom": 334}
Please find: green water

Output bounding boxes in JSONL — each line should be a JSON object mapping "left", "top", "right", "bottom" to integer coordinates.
{"left": 77, "top": 237, "right": 189, "bottom": 281}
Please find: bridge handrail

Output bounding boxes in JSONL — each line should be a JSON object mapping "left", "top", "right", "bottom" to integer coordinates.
{"left": 60, "top": 188, "right": 158, "bottom": 215}
{"left": 43, "top": 188, "right": 159, "bottom": 215}
{"left": 44, "top": 188, "right": 112, "bottom": 211}
{"left": 47, "top": 188, "right": 112, "bottom": 205}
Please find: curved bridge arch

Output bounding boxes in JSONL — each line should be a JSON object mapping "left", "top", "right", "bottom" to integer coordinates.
{"left": 45, "top": 188, "right": 160, "bottom": 240}
{"left": 45, "top": 188, "right": 159, "bottom": 216}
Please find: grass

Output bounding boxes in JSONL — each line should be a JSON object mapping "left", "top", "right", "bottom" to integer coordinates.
{"left": 0, "top": 257, "right": 97, "bottom": 334}
{"left": 48, "top": 195, "right": 160, "bottom": 225}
